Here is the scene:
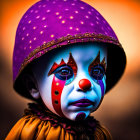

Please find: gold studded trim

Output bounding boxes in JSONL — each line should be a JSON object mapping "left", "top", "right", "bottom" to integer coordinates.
{"left": 17, "top": 33, "right": 121, "bottom": 81}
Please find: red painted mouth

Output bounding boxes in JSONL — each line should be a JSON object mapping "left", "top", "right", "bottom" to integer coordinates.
{"left": 70, "top": 99, "right": 94, "bottom": 107}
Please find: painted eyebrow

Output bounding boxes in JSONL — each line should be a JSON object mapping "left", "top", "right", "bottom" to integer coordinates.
{"left": 48, "top": 53, "right": 77, "bottom": 76}
{"left": 88, "top": 51, "right": 107, "bottom": 73}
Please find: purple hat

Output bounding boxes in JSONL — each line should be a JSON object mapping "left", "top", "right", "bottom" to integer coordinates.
{"left": 13, "top": 0, "right": 126, "bottom": 99}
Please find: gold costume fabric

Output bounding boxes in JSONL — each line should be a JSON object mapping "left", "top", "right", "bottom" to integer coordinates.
{"left": 6, "top": 115, "right": 74, "bottom": 140}
{"left": 6, "top": 103, "right": 112, "bottom": 140}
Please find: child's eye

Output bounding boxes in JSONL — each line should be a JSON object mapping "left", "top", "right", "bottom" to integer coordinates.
{"left": 90, "top": 65, "right": 105, "bottom": 80}
{"left": 59, "top": 69, "right": 71, "bottom": 76}
{"left": 54, "top": 66, "right": 74, "bottom": 84}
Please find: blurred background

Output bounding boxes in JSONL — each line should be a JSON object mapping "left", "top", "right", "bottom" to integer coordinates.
{"left": 0, "top": 0, "right": 140, "bottom": 139}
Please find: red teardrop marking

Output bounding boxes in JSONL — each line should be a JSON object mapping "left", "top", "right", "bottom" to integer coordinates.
{"left": 51, "top": 76, "right": 66, "bottom": 117}
{"left": 79, "top": 79, "right": 91, "bottom": 91}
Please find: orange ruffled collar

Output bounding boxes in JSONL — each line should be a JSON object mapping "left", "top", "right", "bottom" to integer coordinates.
{"left": 25, "top": 103, "right": 98, "bottom": 136}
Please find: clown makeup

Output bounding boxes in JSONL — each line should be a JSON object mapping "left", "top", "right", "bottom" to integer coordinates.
{"left": 32, "top": 43, "right": 107, "bottom": 121}
{"left": 48, "top": 53, "right": 77, "bottom": 78}
{"left": 88, "top": 51, "right": 106, "bottom": 96}
{"left": 48, "top": 53, "right": 78, "bottom": 117}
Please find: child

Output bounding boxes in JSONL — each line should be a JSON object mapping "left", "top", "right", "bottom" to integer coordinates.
{"left": 6, "top": 0, "right": 126, "bottom": 139}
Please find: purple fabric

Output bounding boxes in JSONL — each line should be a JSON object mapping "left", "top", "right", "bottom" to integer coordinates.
{"left": 13, "top": 0, "right": 118, "bottom": 81}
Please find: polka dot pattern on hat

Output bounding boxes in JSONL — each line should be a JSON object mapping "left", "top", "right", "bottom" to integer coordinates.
{"left": 13, "top": 0, "right": 118, "bottom": 81}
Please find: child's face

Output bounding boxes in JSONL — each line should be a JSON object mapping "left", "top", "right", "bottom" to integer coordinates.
{"left": 33, "top": 43, "right": 107, "bottom": 121}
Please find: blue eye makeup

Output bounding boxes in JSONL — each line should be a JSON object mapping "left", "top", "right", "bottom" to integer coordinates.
{"left": 48, "top": 53, "right": 77, "bottom": 85}
{"left": 88, "top": 51, "right": 106, "bottom": 82}
{"left": 53, "top": 65, "right": 74, "bottom": 85}
{"left": 90, "top": 64, "right": 105, "bottom": 80}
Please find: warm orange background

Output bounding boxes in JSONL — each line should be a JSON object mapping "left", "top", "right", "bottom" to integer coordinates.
{"left": 0, "top": 0, "right": 140, "bottom": 139}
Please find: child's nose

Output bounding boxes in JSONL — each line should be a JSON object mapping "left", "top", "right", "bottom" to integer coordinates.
{"left": 78, "top": 79, "right": 91, "bottom": 91}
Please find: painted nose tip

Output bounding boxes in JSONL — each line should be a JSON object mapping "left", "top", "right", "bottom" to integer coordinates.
{"left": 78, "top": 79, "right": 91, "bottom": 91}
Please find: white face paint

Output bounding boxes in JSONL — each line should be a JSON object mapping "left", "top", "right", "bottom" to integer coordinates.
{"left": 32, "top": 43, "right": 107, "bottom": 121}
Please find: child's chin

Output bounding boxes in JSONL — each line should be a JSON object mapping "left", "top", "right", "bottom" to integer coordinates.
{"left": 65, "top": 111, "right": 90, "bottom": 121}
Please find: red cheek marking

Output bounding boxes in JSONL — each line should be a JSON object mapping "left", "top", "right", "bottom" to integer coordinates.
{"left": 51, "top": 75, "right": 66, "bottom": 117}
